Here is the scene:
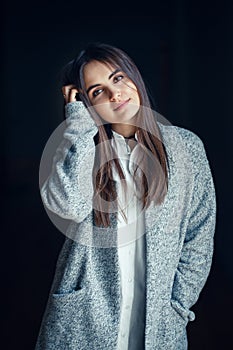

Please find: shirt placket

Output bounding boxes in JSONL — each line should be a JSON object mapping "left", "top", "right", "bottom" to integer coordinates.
{"left": 112, "top": 130, "right": 145, "bottom": 350}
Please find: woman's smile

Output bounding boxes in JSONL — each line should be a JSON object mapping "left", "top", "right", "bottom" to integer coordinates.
{"left": 113, "top": 98, "right": 131, "bottom": 111}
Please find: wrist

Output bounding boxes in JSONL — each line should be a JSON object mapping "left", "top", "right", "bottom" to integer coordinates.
{"left": 65, "top": 101, "right": 86, "bottom": 119}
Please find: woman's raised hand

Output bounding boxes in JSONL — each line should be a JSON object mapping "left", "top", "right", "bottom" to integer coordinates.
{"left": 62, "top": 85, "right": 79, "bottom": 105}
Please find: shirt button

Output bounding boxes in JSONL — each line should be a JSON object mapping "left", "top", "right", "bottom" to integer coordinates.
{"left": 125, "top": 305, "right": 130, "bottom": 310}
{"left": 121, "top": 332, "right": 126, "bottom": 338}
{"left": 128, "top": 278, "right": 132, "bottom": 283}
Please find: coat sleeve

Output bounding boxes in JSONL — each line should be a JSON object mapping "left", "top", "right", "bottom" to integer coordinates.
{"left": 171, "top": 133, "right": 217, "bottom": 322}
{"left": 40, "top": 101, "right": 98, "bottom": 223}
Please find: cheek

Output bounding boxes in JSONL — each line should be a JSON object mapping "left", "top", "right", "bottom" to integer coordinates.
{"left": 93, "top": 104, "right": 113, "bottom": 122}
{"left": 135, "top": 92, "right": 140, "bottom": 104}
{"left": 125, "top": 84, "right": 140, "bottom": 102}
{"left": 130, "top": 90, "right": 140, "bottom": 106}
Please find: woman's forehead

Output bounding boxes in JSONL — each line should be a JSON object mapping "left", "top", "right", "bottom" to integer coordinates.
{"left": 83, "top": 60, "right": 121, "bottom": 86}
{"left": 84, "top": 60, "right": 118, "bottom": 74}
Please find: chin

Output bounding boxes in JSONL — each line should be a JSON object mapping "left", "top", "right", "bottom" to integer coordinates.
{"left": 117, "top": 105, "right": 139, "bottom": 119}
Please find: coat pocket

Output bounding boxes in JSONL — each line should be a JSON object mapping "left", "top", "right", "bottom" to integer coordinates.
{"left": 156, "top": 300, "right": 188, "bottom": 350}
{"left": 52, "top": 287, "right": 86, "bottom": 300}
{"left": 170, "top": 299, "right": 195, "bottom": 323}
{"left": 169, "top": 300, "right": 195, "bottom": 350}
{"left": 36, "top": 288, "right": 90, "bottom": 349}
{"left": 49, "top": 287, "right": 88, "bottom": 330}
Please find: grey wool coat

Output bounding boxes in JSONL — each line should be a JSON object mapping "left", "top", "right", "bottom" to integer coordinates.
{"left": 35, "top": 102, "right": 216, "bottom": 350}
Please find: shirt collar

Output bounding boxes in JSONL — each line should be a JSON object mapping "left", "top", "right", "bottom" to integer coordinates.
{"left": 111, "top": 128, "right": 139, "bottom": 142}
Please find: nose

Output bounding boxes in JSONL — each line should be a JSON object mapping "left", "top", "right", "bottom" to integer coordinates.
{"left": 109, "top": 87, "right": 121, "bottom": 102}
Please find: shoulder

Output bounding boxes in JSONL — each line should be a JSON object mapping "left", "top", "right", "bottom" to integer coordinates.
{"left": 158, "top": 122, "right": 205, "bottom": 153}
{"left": 157, "top": 122, "right": 208, "bottom": 171}
{"left": 158, "top": 122, "right": 203, "bottom": 148}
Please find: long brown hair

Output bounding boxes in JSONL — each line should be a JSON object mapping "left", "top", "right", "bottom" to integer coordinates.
{"left": 61, "top": 42, "right": 169, "bottom": 228}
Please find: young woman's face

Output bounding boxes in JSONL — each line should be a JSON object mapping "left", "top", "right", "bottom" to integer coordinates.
{"left": 83, "top": 60, "right": 140, "bottom": 124}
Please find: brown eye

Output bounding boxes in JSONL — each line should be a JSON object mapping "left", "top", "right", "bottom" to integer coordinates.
{"left": 92, "top": 88, "right": 103, "bottom": 98}
{"left": 113, "top": 75, "right": 124, "bottom": 83}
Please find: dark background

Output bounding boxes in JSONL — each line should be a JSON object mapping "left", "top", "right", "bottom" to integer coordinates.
{"left": 2, "top": 1, "right": 233, "bottom": 349}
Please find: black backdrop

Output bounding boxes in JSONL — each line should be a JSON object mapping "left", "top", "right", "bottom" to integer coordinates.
{"left": 2, "top": 1, "right": 233, "bottom": 349}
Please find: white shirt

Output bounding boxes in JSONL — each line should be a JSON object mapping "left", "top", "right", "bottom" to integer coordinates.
{"left": 111, "top": 129, "right": 146, "bottom": 350}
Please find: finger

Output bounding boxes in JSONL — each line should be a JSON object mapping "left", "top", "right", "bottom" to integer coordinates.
{"left": 68, "top": 88, "right": 79, "bottom": 103}
{"left": 62, "top": 86, "right": 70, "bottom": 104}
{"left": 62, "top": 84, "right": 76, "bottom": 93}
{"left": 62, "top": 85, "right": 79, "bottom": 104}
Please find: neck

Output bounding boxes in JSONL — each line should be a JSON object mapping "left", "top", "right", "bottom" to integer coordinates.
{"left": 111, "top": 123, "right": 137, "bottom": 138}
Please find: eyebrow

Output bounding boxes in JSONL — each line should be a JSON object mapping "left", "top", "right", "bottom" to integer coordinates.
{"left": 108, "top": 68, "right": 121, "bottom": 80}
{"left": 86, "top": 68, "right": 121, "bottom": 94}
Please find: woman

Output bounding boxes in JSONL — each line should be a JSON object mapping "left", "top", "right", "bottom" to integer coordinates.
{"left": 35, "top": 43, "right": 216, "bottom": 350}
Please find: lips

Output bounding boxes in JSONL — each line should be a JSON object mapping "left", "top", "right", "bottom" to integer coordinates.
{"left": 113, "top": 98, "right": 130, "bottom": 111}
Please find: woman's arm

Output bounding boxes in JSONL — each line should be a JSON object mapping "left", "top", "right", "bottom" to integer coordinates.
{"left": 40, "top": 101, "right": 98, "bottom": 223}
{"left": 171, "top": 133, "right": 217, "bottom": 322}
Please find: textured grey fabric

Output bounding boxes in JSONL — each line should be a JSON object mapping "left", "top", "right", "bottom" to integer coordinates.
{"left": 35, "top": 101, "right": 216, "bottom": 350}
